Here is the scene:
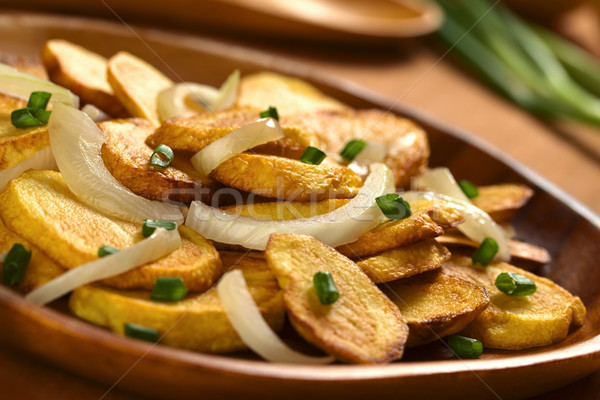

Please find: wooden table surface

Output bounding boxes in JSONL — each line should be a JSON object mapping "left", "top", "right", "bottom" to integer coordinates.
{"left": 1, "top": 2, "right": 600, "bottom": 399}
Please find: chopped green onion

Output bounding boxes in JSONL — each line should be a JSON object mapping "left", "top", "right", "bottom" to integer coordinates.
{"left": 11, "top": 108, "right": 45, "bottom": 128}
{"left": 97, "top": 245, "right": 120, "bottom": 257}
{"left": 150, "top": 277, "right": 187, "bottom": 301}
{"left": 26, "top": 91, "right": 52, "bottom": 111}
{"left": 300, "top": 146, "right": 327, "bottom": 165}
{"left": 124, "top": 323, "right": 159, "bottom": 342}
{"left": 471, "top": 237, "right": 499, "bottom": 266}
{"left": 142, "top": 219, "right": 178, "bottom": 237}
{"left": 376, "top": 194, "right": 411, "bottom": 220}
{"left": 448, "top": 335, "right": 483, "bottom": 359}
{"left": 495, "top": 272, "right": 537, "bottom": 296}
{"left": 458, "top": 180, "right": 479, "bottom": 199}
{"left": 313, "top": 271, "right": 339, "bottom": 305}
{"left": 340, "top": 139, "right": 366, "bottom": 161}
{"left": 259, "top": 106, "right": 279, "bottom": 121}
{"left": 11, "top": 91, "right": 53, "bottom": 128}
{"left": 149, "top": 144, "right": 174, "bottom": 168}
{"left": 2, "top": 243, "right": 32, "bottom": 286}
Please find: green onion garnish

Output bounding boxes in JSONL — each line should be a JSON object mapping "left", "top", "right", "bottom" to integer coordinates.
{"left": 458, "top": 180, "right": 479, "bottom": 199}
{"left": 313, "top": 271, "right": 339, "bottom": 305}
{"left": 97, "top": 245, "right": 120, "bottom": 257}
{"left": 300, "top": 146, "right": 327, "bottom": 165}
{"left": 259, "top": 106, "right": 279, "bottom": 121}
{"left": 471, "top": 237, "right": 499, "bottom": 266}
{"left": 142, "top": 219, "right": 178, "bottom": 237}
{"left": 149, "top": 144, "right": 174, "bottom": 168}
{"left": 495, "top": 272, "right": 537, "bottom": 296}
{"left": 448, "top": 335, "right": 483, "bottom": 359}
{"left": 150, "top": 277, "right": 187, "bottom": 301}
{"left": 376, "top": 194, "right": 412, "bottom": 220}
{"left": 11, "top": 108, "right": 45, "bottom": 128}
{"left": 340, "top": 139, "right": 366, "bottom": 161}
{"left": 2, "top": 243, "right": 32, "bottom": 286}
{"left": 11, "top": 91, "right": 53, "bottom": 128}
{"left": 27, "top": 91, "right": 52, "bottom": 110}
{"left": 124, "top": 323, "right": 159, "bottom": 342}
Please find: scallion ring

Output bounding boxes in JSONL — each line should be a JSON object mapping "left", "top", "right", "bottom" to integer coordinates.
{"left": 124, "top": 323, "right": 159, "bottom": 342}
{"left": 150, "top": 277, "right": 188, "bottom": 301}
{"left": 313, "top": 271, "right": 339, "bottom": 305}
{"left": 11, "top": 91, "right": 53, "bottom": 128}
{"left": 259, "top": 106, "right": 279, "bottom": 121}
{"left": 300, "top": 146, "right": 327, "bottom": 165}
{"left": 376, "top": 193, "right": 412, "bottom": 220}
{"left": 2, "top": 243, "right": 32, "bottom": 286}
{"left": 448, "top": 335, "right": 483, "bottom": 359}
{"left": 495, "top": 272, "right": 537, "bottom": 296}
{"left": 11, "top": 108, "right": 45, "bottom": 128}
{"left": 458, "top": 180, "right": 479, "bottom": 199}
{"left": 97, "top": 245, "right": 120, "bottom": 257}
{"left": 142, "top": 219, "right": 178, "bottom": 237}
{"left": 472, "top": 237, "right": 499, "bottom": 266}
{"left": 340, "top": 139, "right": 367, "bottom": 161}
{"left": 26, "top": 91, "right": 52, "bottom": 111}
{"left": 150, "top": 144, "right": 174, "bottom": 168}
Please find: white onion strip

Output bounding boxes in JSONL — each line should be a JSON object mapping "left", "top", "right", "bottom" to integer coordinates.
{"left": 0, "top": 146, "right": 57, "bottom": 191}
{"left": 417, "top": 167, "right": 471, "bottom": 203}
{"left": 209, "top": 69, "right": 240, "bottom": 111}
{"left": 157, "top": 82, "right": 218, "bottom": 121}
{"left": 348, "top": 141, "right": 387, "bottom": 178}
{"left": 191, "top": 118, "right": 283, "bottom": 176}
{"left": 25, "top": 228, "right": 181, "bottom": 306}
{"left": 81, "top": 104, "right": 110, "bottom": 122}
{"left": 185, "top": 163, "right": 395, "bottom": 250}
{"left": 402, "top": 191, "right": 510, "bottom": 261}
{"left": 0, "top": 63, "right": 79, "bottom": 107}
{"left": 218, "top": 269, "right": 334, "bottom": 364}
{"left": 48, "top": 103, "right": 184, "bottom": 224}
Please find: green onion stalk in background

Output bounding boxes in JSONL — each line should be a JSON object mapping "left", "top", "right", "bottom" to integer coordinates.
{"left": 434, "top": 0, "right": 600, "bottom": 128}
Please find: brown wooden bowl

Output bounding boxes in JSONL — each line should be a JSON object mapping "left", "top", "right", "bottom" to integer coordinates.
{"left": 0, "top": 12, "right": 599, "bottom": 400}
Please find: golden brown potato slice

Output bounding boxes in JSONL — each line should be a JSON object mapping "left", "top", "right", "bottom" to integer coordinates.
{"left": 0, "top": 54, "right": 47, "bottom": 79}
{"left": 146, "top": 108, "right": 319, "bottom": 159}
{"left": 381, "top": 268, "right": 489, "bottom": 347}
{"left": 236, "top": 72, "right": 348, "bottom": 117}
{"left": 356, "top": 239, "right": 451, "bottom": 283}
{"left": 99, "top": 118, "right": 215, "bottom": 204}
{"left": 107, "top": 51, "right": 172, "bottom": 126}
{"left": 285, "top": 109, "right": 429, "bottom": 188}
{"left": 69, "top": 252, "right": 284, "bottom": 353}
{"left": 0, "top": 93, "right": 50, "bottom": 170}
{"left": 407, "top": 197, "right": 464, "bottom": 229}
{"left": 472, "top": 184, "right": 534, "bottom": 222}
{"left": 41, "top": 40, "right": 127, "bottom": 117}
{"left": 220, "top": 199, "right": 348, "bottom": 220}
{"left": 336, "top": 212, "right": 444, "bottom": 259}
{"left": 0, "top": 170, "right": 222, "bottom": 291}
{"left": 444, "top": 255, "right": 586, "bottom": 350}
{"left": 212, "top": 153, "right": 362, "bottom": 202}
{"left": 265, "top": 234, "right": 408, "bottom": 364}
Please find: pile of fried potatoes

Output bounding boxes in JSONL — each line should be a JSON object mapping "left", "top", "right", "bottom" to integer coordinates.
{"left": 0, "top": 40, "right": 586, "bottom": 364}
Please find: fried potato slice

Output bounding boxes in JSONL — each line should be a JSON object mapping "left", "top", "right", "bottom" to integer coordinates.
{"left": 236, "top": 72, "right": 348, "bottom": 117}
{"left": 69, "top": 252, "right": 284, "bottom": 353}
{"left": 265, "top": 234, "right": 408, "bottom": 364}
{"left": 0, "top": 170, "right": 222, "bottom": 291}
{"left": 356, "top": 239, "right": 451, "bottom": 283}
{"left": 0, "top": 93, "right": 50, "bottom": 170}
{"left": 444, "top": 255, "right": 586, "bottom": 350}
{"left": 107, "top": 51, "right": 172, "bottom": 125}
{"left": 212, "top": 153, "right": 362, "bottom": 201}
{"left": 381, "top": 268, "right": 490, "bottom": 347}
{"left": 220, "top": 199, "right": 348, "bottom": 220}
{"left": 99, "top": 118, "right": 214, "bottom": 204}
{"left": 146, "top": 108, "right": 319, "bottom": 159}
{"left": 472, "top": 184, "right": 534, "bottom": 222}
{"left": 285, "top": 109, "right": 429, "bottom": 188}
{"left": 41, "top": 40, "right": 127, "bottom": 117}
{"left": 336, "top": 212, "right": 444, "bottom": 259}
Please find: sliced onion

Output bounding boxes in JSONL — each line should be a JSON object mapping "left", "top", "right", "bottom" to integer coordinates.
{"left": 191, "top": 118, "right": 283, "bottom": 176}
{"left": 0, "top": 63, "right": 79, "bottom": 107}
{"left": 402, "top": 191, "right": 510, "bottom": 261}
{"left": 157, "top": 82, "right": 218, "bottom": 121}
{"left": 81, "top": 104, "right": 110, "bottom": 122}
{"left": 48, "top": 103, "right": 184, "bottom": 224}
{"left": 0, "top": 146, "right": 57, "bottom": 191}
{"left": 209, "top": 69, "right": 240, "bottom": 111}
{"left": 417, "top": 167, "right": 470, "bottom": 203}
{"left": 348, "top": 141, "right": 387, "bottom": 178}
{"left": 218, "top": 269, "right": 334, "bottom": 364}
{"left": 185, "top": 163, "right": 395, "bottom": 250}
{"left": 25, "top": 228, "right": 181, "bottom": 306}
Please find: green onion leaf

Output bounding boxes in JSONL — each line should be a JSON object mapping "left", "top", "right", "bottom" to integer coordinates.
{"left": 376, "top": 194, "right": 412, "bottom": 220}
{"left": 259, "top": 106, "right": 279, "bottom": 121}
{"left": 495, "top": 272, "right": 537, "bottom": 296}
{"left": 11, "top": 91, "right": 53, "bottom": 128}
{"left": 26, "top": 91, "right": 52, "bottom": 111}
{"left": 471, "top": 237, "right": 499, "bottom": 266}
{"left": 2, "top": 243, "right": 32, "bottom": 286}
{"left": 11, "top": 108, "right": 45, "bottom": 128}
{"left": 448, "top": 335, "right": 483, "bottom": 359}
{"left": 142, "top": 219, "right": 178, "bottom": 237}
{"left": 150, "top": 277, "right": 187, "bottom": 301}
{"left": 458, "top": 180, "right": 479, "bottom": 199}
{"left": 313, "top": 271, "right": 339, "bottom": 305}
{"left": 97, "top": 245, "right": 120, "bottom": 257}
{"left": 340, "top": 139, "right": 366, "bottom": 161}
{"left": 124, "top": 323, "right": 159, "bottom": 342}
{"left": 32, "top": 109, "right": 52, "bottom": 124}
{"left": 149, "top": 144, "right": 174, "bottom": 168}
{"left": 300, "top": 146, "right": 327, "bottom": 165}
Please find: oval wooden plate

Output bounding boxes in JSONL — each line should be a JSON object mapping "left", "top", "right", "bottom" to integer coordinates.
{"left": 1, "top": 12, "right": 600, "bottom": 400}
